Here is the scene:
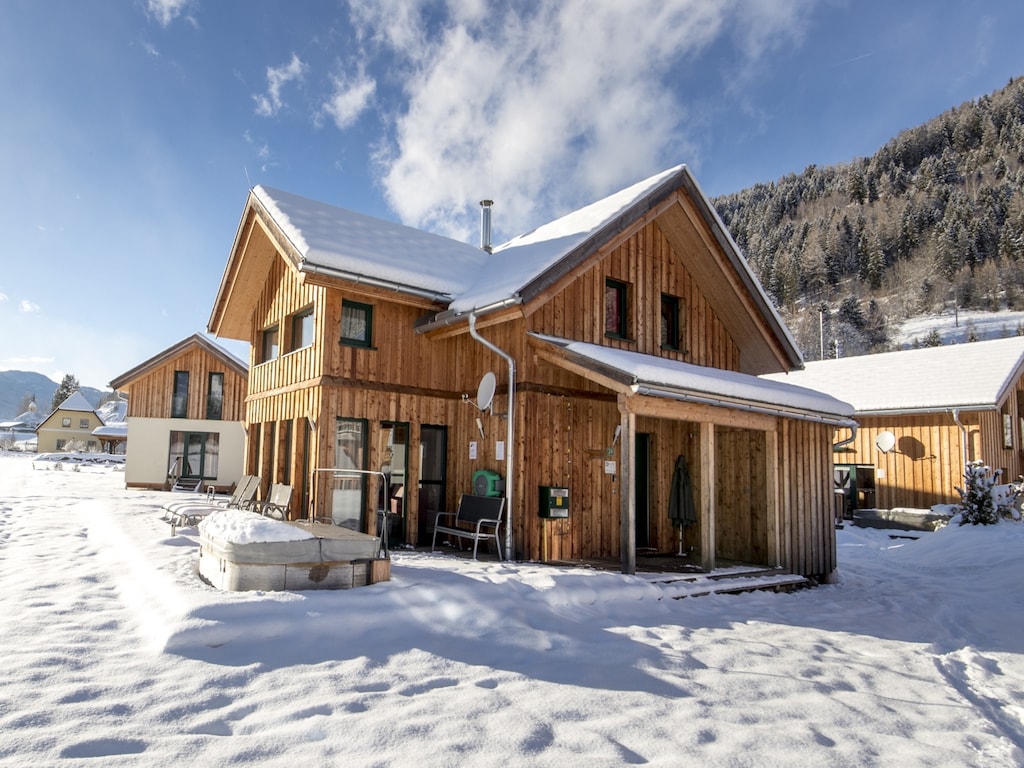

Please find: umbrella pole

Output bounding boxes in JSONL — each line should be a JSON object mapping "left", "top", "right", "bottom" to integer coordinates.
{"left": 676, "top": 526, "right": 684, "bottom": 556}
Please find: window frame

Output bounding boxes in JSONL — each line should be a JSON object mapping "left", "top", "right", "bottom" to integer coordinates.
{"left": 340, "top": 299, "right": 374, "bottom": 349}
{"left": 660, "top": 293, "right": 682, "bottom": 351}
{"left": 206, "top": 372, "right": 225, "bottom": 421}
{"left": 289, "top": 306, "right": 316, "bottom": 353}
{"left": 261, "top": 324, "right": 280, "bottom": 363}
{"left": 171, "top": 370, "right": 189, "bottom": 419}
{"left": 61, "top": 417, "right": 72, "bottom": 428}
{"left": 604, "top": 278, "right": 630, "bottom": 340}
{"left": 79, "top": 418, "right": 90, "bottom": 429}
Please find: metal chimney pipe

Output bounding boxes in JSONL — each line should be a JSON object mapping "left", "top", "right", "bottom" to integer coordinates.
{"left": 479, "top": 199, "right": 494, "bottom": 253}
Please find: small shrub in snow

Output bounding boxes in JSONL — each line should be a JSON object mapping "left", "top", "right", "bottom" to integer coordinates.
{"left": 955, "top": 460, "right": 1021, "bottom": 525}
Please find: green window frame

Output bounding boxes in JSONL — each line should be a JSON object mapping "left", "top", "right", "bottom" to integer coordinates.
{"left": 206, "top": 372, "right": 224, "bottom": 420}
{"left": 171, "top": 370, "right": 189, "bottom": 419}
{"left": 340, "top": 300, "right": 373, "bottom": 348}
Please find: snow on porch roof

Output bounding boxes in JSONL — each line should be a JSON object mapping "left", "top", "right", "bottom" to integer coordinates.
{"left": 532, "top": 334, "right": 854, "bottom": 422}
{"left": 760, "top": 335, "right": 1024, "bottom": 415}
{"left": 252, "top": 186, "right": 489, "bottom": 298}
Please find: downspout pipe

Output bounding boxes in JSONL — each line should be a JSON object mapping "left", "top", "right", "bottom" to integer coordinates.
{"left": 951, "top": 409, "right": 969, "bottom": 474}
{"left": 833, "top": 424, "right": 858, "bottom": 451}
{"left": 468, "top": 311, "right": 515, "bottom": 561}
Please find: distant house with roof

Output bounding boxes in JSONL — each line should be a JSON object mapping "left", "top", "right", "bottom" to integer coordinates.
{"left": 35, "top": 391, "right": 105, "bottom": 453}
{"left": 109, "top": 334, "right": 248, "bottom": 492}
{"left": 208, "top": 165, "right": 855, "bottom": 580}
{"left": 762, "top": 336, "right": 1024, "bottom": 514}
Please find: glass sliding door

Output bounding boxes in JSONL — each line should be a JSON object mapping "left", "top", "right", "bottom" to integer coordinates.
{"left": 333, "top": 418, "right": 367, "bottom": 530}
{"left": 380, "top": 421, "right": 409, "bottom": 545}
{"left": 168, "top": 431, "right": 220, "bottom": 480}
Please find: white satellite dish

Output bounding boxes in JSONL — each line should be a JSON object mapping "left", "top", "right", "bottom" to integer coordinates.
{"left": 875, "top": 430, "right": 896, "bottom": 453}
{"left": 476, "top": 372, "right": 496, "bottom": 412}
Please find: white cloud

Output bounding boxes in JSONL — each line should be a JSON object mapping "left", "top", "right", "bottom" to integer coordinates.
{"left": 254, "top": 54, "right": 308, "bottom": 117}
{"left": 0, "top": 292, "right": 7, "bottom": 302}
{"left": 349, "top": 0, "right": 817, "bottom": 241}
{"left": 19, "top": 300, "right": 40, "bottom": 314}
{"left": 146, "top": 0, "right": 192, "bottom": 28}
{"left": 323, "top": 70, "right": 377, "bottom": 130}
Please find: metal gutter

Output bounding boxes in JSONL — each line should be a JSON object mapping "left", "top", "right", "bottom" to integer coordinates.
{"left": 833, "top": 424, "right": 858, "bottom": 451}
{"left": 951, "top": 409, "right": 969, "bottom": 474}
{"left": 299, "top": 261, "right": 453, "bottom": 304}
{"left": 468, "top": 311, "right": 516, "bottom": 561}
{"left": 415, "top": 296, "right": 523, "bottom": 334}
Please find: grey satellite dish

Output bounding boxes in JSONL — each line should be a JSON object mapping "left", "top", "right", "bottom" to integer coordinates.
{"left": 476, "top": 372, "right": 496, "bottom": 412}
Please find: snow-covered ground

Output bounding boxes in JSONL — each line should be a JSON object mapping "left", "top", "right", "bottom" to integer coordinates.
{"left": 3, "top": 454, "right": 1024, "bottom": 766}
{"left": 894, "top": 309, "right": 1024, "bottom": 348}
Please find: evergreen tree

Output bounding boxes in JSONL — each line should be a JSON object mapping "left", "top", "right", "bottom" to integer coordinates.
{"left": 50, "top": 374, "right": 80, "bottom": 412}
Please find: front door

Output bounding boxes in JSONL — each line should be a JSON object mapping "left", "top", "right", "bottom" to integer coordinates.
{"left": 635, "top": 433, "right": 651, "bottom": 549}
{"left": 418, "top": 425, "right": 448, "bottom": 544}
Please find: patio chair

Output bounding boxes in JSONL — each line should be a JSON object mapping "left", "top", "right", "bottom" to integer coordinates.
{"left": 255, "top": 483, "right": 293, "bottom": 520}
{"left": 223, "top": 474, "right": 261, "bottom": 510}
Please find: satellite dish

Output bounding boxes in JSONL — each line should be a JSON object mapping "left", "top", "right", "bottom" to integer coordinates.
{"left": 476, "top": 371, "right": 496, "bottom": 412}
{"left": 875, "top": 431, "right": 896, "bottom": 453}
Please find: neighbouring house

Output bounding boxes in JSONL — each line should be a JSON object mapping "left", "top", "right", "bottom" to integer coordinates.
{"left": 208, "top": 164, "right": 855, "bottom": 579}
{"left": 35, "top": 391, "right": 105, "bottom": 453}
{"left": 91, "top": 397, "right": 129, "bottom": 455}
{"left": 762, "top": 336, "right": 1024, "bottom": 515}
{"left": 109, "top": 334, "right": 248, "bottom": 492}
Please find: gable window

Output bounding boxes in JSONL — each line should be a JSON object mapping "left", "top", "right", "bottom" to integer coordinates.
{"left": 290, "top": 307, "right": 315, "bottom": 352}
{"left": 340, "top": 300, "right": 373, "bottom": 348}
{"left": 605, "top": 279, "right": 629, "bottom": 339}
{"left": 79, "top": 418, "right": 89, "bottom": 429}
{"left": 62, "top": 417, "right": 72, "bottom": 427}
{"left": 261, "top": 325, "right": 280, "bottom": 363}
{"left": 206, "top": 372, "right": 224, "bottom": 420}
{"left": 661, "top": 294, "right": 682, "bottom": 350}
{"left": 172, "top": 370, "right": 189, "bottom": 418}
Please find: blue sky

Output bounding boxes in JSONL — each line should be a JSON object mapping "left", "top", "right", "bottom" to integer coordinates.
{"left": 1, "top": 0, "right": 1023, "bottom": 391}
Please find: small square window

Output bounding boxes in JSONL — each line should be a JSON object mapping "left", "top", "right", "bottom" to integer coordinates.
{"left": 605, "top": 279, "right": 629, "bottom": 338}
{"left": 262, "top": 325, "right": 280, "bottom": 363}
{"left": 290, "top": 308, "right": 315, "bottom": 352}
{"left": 62, "top": 417, "right": 71, "bottom": 427}
{"left": 661, "top": 294, "right": 681, "bottom": 350}
{"left": 79, "top": 418, "right": 89, "bottom": 429}
{"left": 341, "top": 300, "right": 373, "bottom": 348}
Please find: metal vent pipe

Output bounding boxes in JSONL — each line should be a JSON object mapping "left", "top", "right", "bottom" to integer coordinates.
{"left": 479, "top": 200, "right": 494, "bottom": 253}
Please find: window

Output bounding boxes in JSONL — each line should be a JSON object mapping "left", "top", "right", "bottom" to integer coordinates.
{"left": 206, "top": 372, "right": 224, "bottom": 420}
{"left": 168, "top": 431, "right": 220, "bottom": 480}
{"left": 605, "top": 279, "right": 629, "bottom": 338}
{"left": 261, "top": 325, "right": 280, "bottom": 363}
{"left": 79, "top": 418, "right": 89, "bottom": 429}
{"left": 61, "top": 417, "right": 71, "bottom": 427}
{"left": 172, "top": 370, "right": 189, "bottom": 418}
{"left": 290, "top": 307, "right": 315, "bottom": 352}
{"left": 340, "top": 300, "right": 373, "bottom": 348}
{"left": 334, "top": 418, "right": 368, "bottom": 530}
{"left": 661, "top": 294, "right": 682, "bottom": 350}
{"left": 56, "top": 439, "right": 67, "bottom": 450}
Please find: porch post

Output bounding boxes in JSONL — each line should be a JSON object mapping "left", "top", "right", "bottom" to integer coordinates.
{"left": 618, "top": 396, "right": 636, "bottom": 575}
{"left": 699, "top": 421, "right": 715, "bottom": 572}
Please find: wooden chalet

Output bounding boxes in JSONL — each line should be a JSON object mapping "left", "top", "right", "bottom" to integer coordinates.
{"left": 208, "top": 165, "right": 854, "bottom": 580}
{"left": 764, "top": 336, "right": 1024, "bottom": 514}
{"left": 109, "top": 333, "right": 248, "bottom": 492}
{"left": 35, "top": 391, "right": 104, "bottom": 453}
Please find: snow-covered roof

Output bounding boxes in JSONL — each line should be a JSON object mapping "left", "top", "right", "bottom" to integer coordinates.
{"left": 253, "top": 186, "right": 489, "bottom": 298}
{"left": 92, "top": 424, "right": 127, "bottom": 438}
{"left": 97, "top": 398, "right": 127, "bottom": 425}
{"left": 450, "top": 166, "right": 684, "bottom": 311}
{"left": 533, "top": 334, "right": 854, "bottom": 422}
{"left": 55, "top": 391, "right": 96, "bottom": 413}
{"left": 761, "top": 336, "right": 1024, "bottom": 414}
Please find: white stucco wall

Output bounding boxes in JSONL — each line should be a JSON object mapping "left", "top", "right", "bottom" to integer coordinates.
{"left": 124, "top": 417, "right": 246, "bottom": 488}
